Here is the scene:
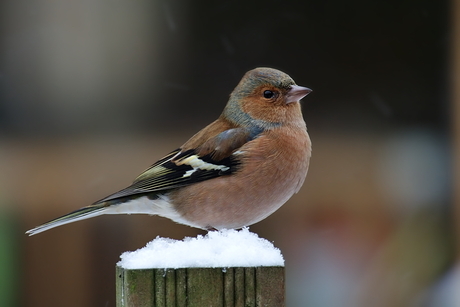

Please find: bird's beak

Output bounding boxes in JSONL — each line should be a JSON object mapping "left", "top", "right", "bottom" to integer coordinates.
{"left": 286, "top": 85, "right": 312, "bottom": 104}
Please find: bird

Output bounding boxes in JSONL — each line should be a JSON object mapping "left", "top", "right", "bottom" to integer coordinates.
{"left": 26, "top": 67, "right": 312, "bottom": 236}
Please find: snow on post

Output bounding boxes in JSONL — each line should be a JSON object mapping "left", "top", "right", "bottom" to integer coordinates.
{"left": 116, "top": 228, "right": 285, "bottom": 306}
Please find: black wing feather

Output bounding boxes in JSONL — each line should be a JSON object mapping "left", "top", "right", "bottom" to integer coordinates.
{"left": 96, "top": 148, "right": 240, "bottom": 203}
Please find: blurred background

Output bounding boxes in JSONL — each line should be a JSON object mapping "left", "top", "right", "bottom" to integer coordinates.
{"left": 0, "top": 0, "right": 457, "bottom": 306}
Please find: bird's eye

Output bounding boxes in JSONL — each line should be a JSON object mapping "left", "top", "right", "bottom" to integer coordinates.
{"left": 263, "top": 90, "right": 275, "bottom": 99}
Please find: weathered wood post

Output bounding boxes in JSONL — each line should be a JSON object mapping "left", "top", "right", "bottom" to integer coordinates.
{"left": 115, "top": 229, "right": 285, "bottom": 307}
{"left": 116, "top": 266, "right": 284, "bottom": 307}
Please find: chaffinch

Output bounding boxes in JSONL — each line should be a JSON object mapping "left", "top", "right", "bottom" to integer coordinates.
{"left": 26, "top": 67, "right": 312, "bottom": 235}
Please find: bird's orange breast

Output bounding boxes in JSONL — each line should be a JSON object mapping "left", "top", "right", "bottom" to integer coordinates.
{"left": 168, "top": 125, "right": 311, "bottom": 230}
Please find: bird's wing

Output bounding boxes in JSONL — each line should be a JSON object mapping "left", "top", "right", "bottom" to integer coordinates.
{"left": 97, "top": 127, "right": 252, "bottom": 203}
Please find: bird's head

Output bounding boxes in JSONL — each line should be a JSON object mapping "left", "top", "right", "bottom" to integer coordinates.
{"left": 223, "top": 67, "right": 311, "bottom": 129}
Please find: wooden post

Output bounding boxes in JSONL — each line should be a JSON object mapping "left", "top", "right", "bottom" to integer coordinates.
{"left": 116, "top": 266, "right": 285, "bottom": 307}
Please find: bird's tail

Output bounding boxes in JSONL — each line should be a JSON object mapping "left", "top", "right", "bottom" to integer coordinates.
{"left": 26, "top": 203, "right": 109, "bottom": 236}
